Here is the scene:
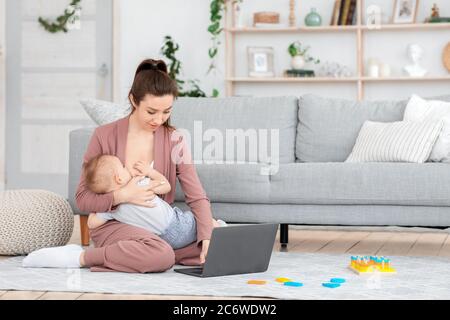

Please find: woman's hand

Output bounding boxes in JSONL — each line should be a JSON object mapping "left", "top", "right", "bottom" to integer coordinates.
{"left": 113, "top": 176, "right": 157, "bottom": 208}
{"left": 200, "top": 240, "right": 210, "bottom": 264}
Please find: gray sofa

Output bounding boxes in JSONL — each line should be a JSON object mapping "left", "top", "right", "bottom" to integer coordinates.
{"left": 68, "top": 94, "right": 450, "bottom": 245}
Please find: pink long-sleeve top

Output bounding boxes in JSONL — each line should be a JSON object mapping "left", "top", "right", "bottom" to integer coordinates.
{"left": 75, "top": 116, "right": 213, "bottom": 246}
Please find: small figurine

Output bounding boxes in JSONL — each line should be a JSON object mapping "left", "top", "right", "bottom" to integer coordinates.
{"left": 403, "top": 43, "right": 428, "bottom": 77}
{"left": 289, "top": 0, "right": 296, "bottom": 27}
{"left": 431, "top": 3, "right": 440, "bottom": 18}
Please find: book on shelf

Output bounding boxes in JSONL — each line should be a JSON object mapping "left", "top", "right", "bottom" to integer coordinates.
{"left": 336, "top": 0, "right": 345, "bottom": 25}
{"left": 330, "top": 0, "right": 341, "bottom": 25}
{"left": 340, "top": 0, "right": 351, "bottom": 25}
{"left": 332, "top": 0, "right": 357, "bottom": 26}
{"left": 346, "top": 0, "right": 357, "bottom": 25}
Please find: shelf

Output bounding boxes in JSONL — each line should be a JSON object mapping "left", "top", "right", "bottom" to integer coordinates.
{"left": 227, "top": 23, "right": 450, "bottom": 33}
{"left": 224, "top": 1, "right": 450, "bottom": 100}
{"left": 227, "top": 26, "right": 358, "bottom": 33}
{"left": 227, "top": 77, "right": 359, "bottom": 83}
{"left": 361, "top": 23, "right": 450, "bottom": 31}
{"left": 227, "top": 76, "right": 450, "bottom": 83}
{"left": 362, "top": 76, "right": 450, "bottom": 81}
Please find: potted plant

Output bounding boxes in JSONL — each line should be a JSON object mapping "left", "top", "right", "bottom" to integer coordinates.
{"left": 288, "top": 41, "right": 320, "bottom": 69}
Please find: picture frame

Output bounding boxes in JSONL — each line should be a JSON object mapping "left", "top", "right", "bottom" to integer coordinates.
{"left": 392, "top": 0, "right": 419, "bottom": 24}
{"left": 247, "top": 47, "right": 275, "bottom": 77}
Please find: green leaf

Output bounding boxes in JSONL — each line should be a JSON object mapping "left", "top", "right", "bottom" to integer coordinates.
{"left": 209, "top": 48, "right": 218, "bottom": 58}
{"left": 208, "top": 22, "right": 220, "bottom": 34}
{"left": 211, "top": 1, "right": 220, "bottom": 14}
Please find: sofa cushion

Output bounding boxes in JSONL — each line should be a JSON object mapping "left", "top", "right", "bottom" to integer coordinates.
{"left": 171, "top": 96, "right": 298, "bottom": 164}
{"left": 296, "top": 94, "right": 407, "bottom": 162}
{"left": 296, "top": 94, "right": 450, "bottom": 162}
{"left": 345, "top": 120, "right": 444, "bottom": 163}
{"left": 403, "top": 94, "right": 450, "bottom": 162}
{"left": 270, "top": 163, "right": 450, "bottom": 206}
{"left": 79, "top": 98, "right": 130, "bottom": 126}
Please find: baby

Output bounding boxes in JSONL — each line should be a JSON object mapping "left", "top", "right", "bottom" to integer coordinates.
{"left": 84, "top": 155, "right": 225, "bottom": 249}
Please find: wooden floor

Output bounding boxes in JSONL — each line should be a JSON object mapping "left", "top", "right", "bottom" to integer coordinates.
{"left": 0, "top": 217, "right": 449, "bottom": 300}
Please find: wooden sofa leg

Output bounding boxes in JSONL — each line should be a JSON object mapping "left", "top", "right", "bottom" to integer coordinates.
{"left": 280, "top": 224, "right": 289, "bottom": 248}
{"left": 79, "top": 215, "right": 90, "bottom": 247}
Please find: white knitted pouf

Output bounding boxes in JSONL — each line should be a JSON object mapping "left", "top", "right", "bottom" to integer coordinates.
{"left": 0, "top": 190, "right": 74, "bottom": 255}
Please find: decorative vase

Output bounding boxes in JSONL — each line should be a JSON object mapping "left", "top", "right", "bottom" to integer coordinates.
{"left": 305, "top": 8, "right": 322, "bottom": 27}
{"left": 367, "top": 58, "right": 380, "bottom": 77}
{"left": 380, "top": 63, "right": 391, "bottom": 77}
{"left": 291, "top": 55, "right": 306, "bottom": 69}
{"left": 234, "top": 4, "right": 245, "bottom": 28}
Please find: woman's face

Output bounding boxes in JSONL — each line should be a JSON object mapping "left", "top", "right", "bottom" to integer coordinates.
{"left": 132, "top": 94, "right": 174, "bottom": 132}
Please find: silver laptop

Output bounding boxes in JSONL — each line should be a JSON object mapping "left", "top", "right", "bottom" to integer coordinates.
{"left": 174, "top": 223, "right": 278, "bottom": 278}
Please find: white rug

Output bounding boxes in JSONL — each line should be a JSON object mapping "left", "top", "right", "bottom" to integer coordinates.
{"left": 1, "top": 252, "right": 450, "bottom": 300}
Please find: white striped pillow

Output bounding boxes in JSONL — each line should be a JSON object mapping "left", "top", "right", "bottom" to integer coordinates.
{"left": 346, "top": 120, "right": 443, "bottom": 163}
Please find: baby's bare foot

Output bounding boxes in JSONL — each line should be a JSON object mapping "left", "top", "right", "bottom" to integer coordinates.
{"left": 87, "top": 214, "right": 106, "bottom": 229}
{"left": 213, "top": 219, "right": 227, "bottom": 228}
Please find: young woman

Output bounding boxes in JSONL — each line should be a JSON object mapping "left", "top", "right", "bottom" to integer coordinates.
{"left": 23, "top": 59, "right": 214, "bottom": 273}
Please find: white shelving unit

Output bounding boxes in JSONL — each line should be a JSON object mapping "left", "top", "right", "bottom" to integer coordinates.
{"left": 224, "top": 0, "right": 450, "bottom": 100}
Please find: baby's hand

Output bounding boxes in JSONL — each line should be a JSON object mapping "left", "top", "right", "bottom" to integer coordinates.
{"left": 133, "top": 161, "right": 151, "bottom": 176}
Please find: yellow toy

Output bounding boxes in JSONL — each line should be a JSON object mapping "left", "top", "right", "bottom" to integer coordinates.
{"left": 247, "top": 280, "right": 267, "bottom": 285}
{"left": 349, "top": 256, "right": 396, "bottom": 275}
{"left": 275, "top": 277, "right": 292, "bottom": 283}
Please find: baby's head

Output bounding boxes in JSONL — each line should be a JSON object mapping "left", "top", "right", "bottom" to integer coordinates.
{"left": 84, "top": 155, "right": 132, "bottom": 194}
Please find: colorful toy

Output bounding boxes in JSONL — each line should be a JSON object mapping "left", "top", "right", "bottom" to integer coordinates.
{"left": 322, "top": 283, "right": 341, "bottom": 288}
{"left": 275, "top": 277, "right": 292, "bottom": 283}
{"left": 322, "top": 278, "right": 346, "bottom": 288}
{"left": 349, "top": 256, "right": 396, "bottom": 274}
{"left": 284, "top": 281, "right": 303, "bottom": 287}
{"left": 247, "top": 280, "right": 267, "bottom": 285}
{"left": 330, "top": 278, "right": 346, "bottom": 284}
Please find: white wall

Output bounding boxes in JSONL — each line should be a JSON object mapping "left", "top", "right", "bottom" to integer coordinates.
{"left": 0, "top": 0, "right": 5, "bottom": 191}
{"left": 119, "top": 0, "right": 216, "bottom": 104}
{"left": 117, "top": 0, "right": 450, "bottom": 101}
{"left": 4, "top": 0, "right": 107, "bottom": 196}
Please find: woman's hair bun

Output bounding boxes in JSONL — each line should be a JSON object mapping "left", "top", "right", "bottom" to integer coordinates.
{"left": 135, "top": 59, "right": 168, "bottom": 76}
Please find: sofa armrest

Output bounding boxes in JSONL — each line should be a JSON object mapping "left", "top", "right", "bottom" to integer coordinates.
{"left": 68, "top": 127, "right": 96, "bottom": 214}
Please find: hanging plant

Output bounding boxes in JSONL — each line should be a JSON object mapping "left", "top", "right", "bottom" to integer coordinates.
{"left": 207, "top": 0, "right": 242, "bottom": 97}
{"left": 38, "top": 0, "right": 82, "bottom": 33}
{"left": 161, "top": 36, "right": 185, "bottom": 93}
{"left": 207, "top": 0, "right": 241, "bottom": 75}
{"left": 207, "top": 0, "right": 226, "bottom": 75}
